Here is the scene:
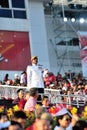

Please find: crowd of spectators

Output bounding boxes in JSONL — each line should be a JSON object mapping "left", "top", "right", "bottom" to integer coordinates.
{"left": 0, "top": 69, "right": 87, "bottom": 129}
{"left": 1, "top": 70, "right": 87, "bottom": 98}
{"left": 0, "top": 71, "right": 27, "bottom": 86}
{"left": 0, "top": 87, "right": 87, "bottom": 130}
{"left": 0, "top": 69, "right": 84, "bottom": 89}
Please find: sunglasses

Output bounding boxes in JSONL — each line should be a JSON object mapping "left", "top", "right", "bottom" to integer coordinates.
{"left": 64, "top": 118, "right": 71, "bottom": 121}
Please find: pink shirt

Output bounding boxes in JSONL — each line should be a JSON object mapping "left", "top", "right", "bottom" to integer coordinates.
{"left": 24, "top": 97, "right": 37, "bottom": 111}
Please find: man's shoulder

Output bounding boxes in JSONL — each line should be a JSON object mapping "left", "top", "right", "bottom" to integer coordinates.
{"left": 27, "top": 65, "right": 37, "bottom": 70}
{"left": 27, "top": 65, "right": 32, "bottom": 67}
{"left": 12, "top": 97, "right": 20, "bottom": 104}
{"left": 27, "top": 65, "right": 32, "bottom": 69}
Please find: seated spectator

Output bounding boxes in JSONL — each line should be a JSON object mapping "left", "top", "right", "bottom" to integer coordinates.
{"left": 12, "top": 89, "right": 25, "bottom": 105}
{"left": 3, "top": 74, "right": 13, "bottom": 85}
{"left": 6, "top": 80, "right": 13, "bottom": 85}
{"left": 13, "top": 74, "right": 20, "bottom": 86}
{"left": 44, "top": 72, "right": 56, "bottom": 87}
{"left": 56, "top": 72, "right": 64, "bottom": 82}
{"left": 11, "top": 110, "right": 27, "bottom": 129}
{"left": 3, "top": 74, "right": 9, "bottom": 83}
{"left": 24, "top": 88, "right": 38, "bottom": 112}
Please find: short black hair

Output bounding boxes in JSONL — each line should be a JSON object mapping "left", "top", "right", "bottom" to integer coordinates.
{"left": 13, "top": 110, "right": 27, "bottom": 119}
{"left": 17, "top": 89, "right": 24, "bottom": 94}
{"left": 42, "top": 95, "right": 48, "bottom": 101}
{"left": 29, "top": 88, "right": 38, "bottom": 96}
{"left": 73, "top": 120, "right": 87, "bottom": 130}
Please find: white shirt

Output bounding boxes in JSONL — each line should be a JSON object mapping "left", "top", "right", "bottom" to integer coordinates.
{"left": 27, "top": 64, "right": 44, "bottom": 88}
{"left": 54, "top": 124, "right": 72, "bottom": 130}
{"left": 54, "top": 126, "right": 66, "bottom": 130}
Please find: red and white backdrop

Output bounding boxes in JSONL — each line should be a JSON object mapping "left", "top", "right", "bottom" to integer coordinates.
{"left": 78, "top": 31, "right": 87, "bottom": 77}
{"left": 0, "top": 31, "right": 31, "bottom": 71}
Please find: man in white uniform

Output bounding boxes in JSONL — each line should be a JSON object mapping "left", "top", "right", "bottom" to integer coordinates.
{"left": 26, "top": 56, "right": 44, "bottom": 102}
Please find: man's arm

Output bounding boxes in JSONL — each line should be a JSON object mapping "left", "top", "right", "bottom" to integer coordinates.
{"left": 27, "top": 66, "right": 32, "bottom": 87}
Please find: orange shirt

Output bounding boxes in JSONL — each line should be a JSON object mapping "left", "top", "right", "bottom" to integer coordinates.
{"left": 26, "top": 121, "right": 37, "bottom": 130}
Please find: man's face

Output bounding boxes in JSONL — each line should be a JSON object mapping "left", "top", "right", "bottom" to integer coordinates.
{"left": 18, "top": 90, "right": 24, "bottom": 99}
{"left": 42, "top": 98, "right": 50, "bottom": 107}
{"left": 36, "top": 119, "right": 51, "bottom": 130}
{"left": 32, "top": 58, "right": 38, "bottom": 65}
{"left": 17, "top": 118, "right": 26, "bottom": 129}
{"left": 8, "top": 125, "right": 21, "bottom": 130}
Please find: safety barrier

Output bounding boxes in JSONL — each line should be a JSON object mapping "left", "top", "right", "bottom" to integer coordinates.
{"left": 0, "top": 85, "right": 86, "bottom": 108}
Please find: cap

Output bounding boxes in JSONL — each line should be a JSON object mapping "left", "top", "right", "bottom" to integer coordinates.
{"left": 0, "top": 121, "right": 11, "bottom": 129}
{"left": 31, "top": 56, "right": 38, "bottom": 61}
{"left": 14, "top": 73, "right": 18, "bottom": 78}
{"left": 55, "top": 108, "right": 68, "bottom": 116}
{"left": 48, "top": 104, "right": 72, "bottom": 117}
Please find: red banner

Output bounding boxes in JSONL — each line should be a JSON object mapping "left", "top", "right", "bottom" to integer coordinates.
{"left": 0, "top": 31, "right": 31, "bottom": 71}
{"left": 78, "top": 31, "right": 87, "bottom": 77}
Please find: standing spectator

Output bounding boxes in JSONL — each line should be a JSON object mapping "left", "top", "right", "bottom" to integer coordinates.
{"left": 20, "top": 71, "right": 27, "bottom": 86}
{"left": 26, "top": 56, "right": 44, "bottom": 89}
{"left": 11, "top": 111, "right": 27, "bottom": 129}
{"left": 8, "top": 121, "right": 22, "bottom": 130}
{"left": 26, "top": 111, "right": 53, "bottom": 130}
{"left": 24, "top": 88, "right": 38, "bottom": 112}
{"left": 12, "top": 89, "right": 25, "bottom": 105}
{"left": 26, "top": 106, "right": 46, "bottom": 130}
{"left": 53, "top": 108, "right": 72, "bottom": 130}
{"left": 40, "top": 112, "right": 53, "bottom": 130}
{"left": 18, "top": 91, "right": 30, "bottom": 110}
{"left": 73, "top": 120, "right": 87, "bottom": 130}
{"left": 26, "top": 56, "right": 44, "bottom": 102}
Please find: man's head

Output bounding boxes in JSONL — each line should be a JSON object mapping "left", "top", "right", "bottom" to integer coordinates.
{"left": 12, "top": 110, "right": 27, "bottom": 129}
{"left": 31, "top": 56, "right": 38, "bottom": 65}
{"left": 24, "top": 91, "right": 30, "bottom": 100}
{"left": 17, "top": 89, "right": 24, "bottom": 99}
{"left": 29, "top": 88, "right": 38, "bottom": 99}
{"left": 36, "top": 112, "right": 53, "bottom": 130}
{"left": 42, "top": 95, "right": 50, "bottom": 107}
{"left": 35, "top": 106, "right": 46, "bottom": 119}
{"left": 8, "top": 121, "right": 22, "bottom": 130}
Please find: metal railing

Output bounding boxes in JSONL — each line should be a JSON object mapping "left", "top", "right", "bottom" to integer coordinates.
{"left": 0, "top": 85, "right": 86, "bottom": 108}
